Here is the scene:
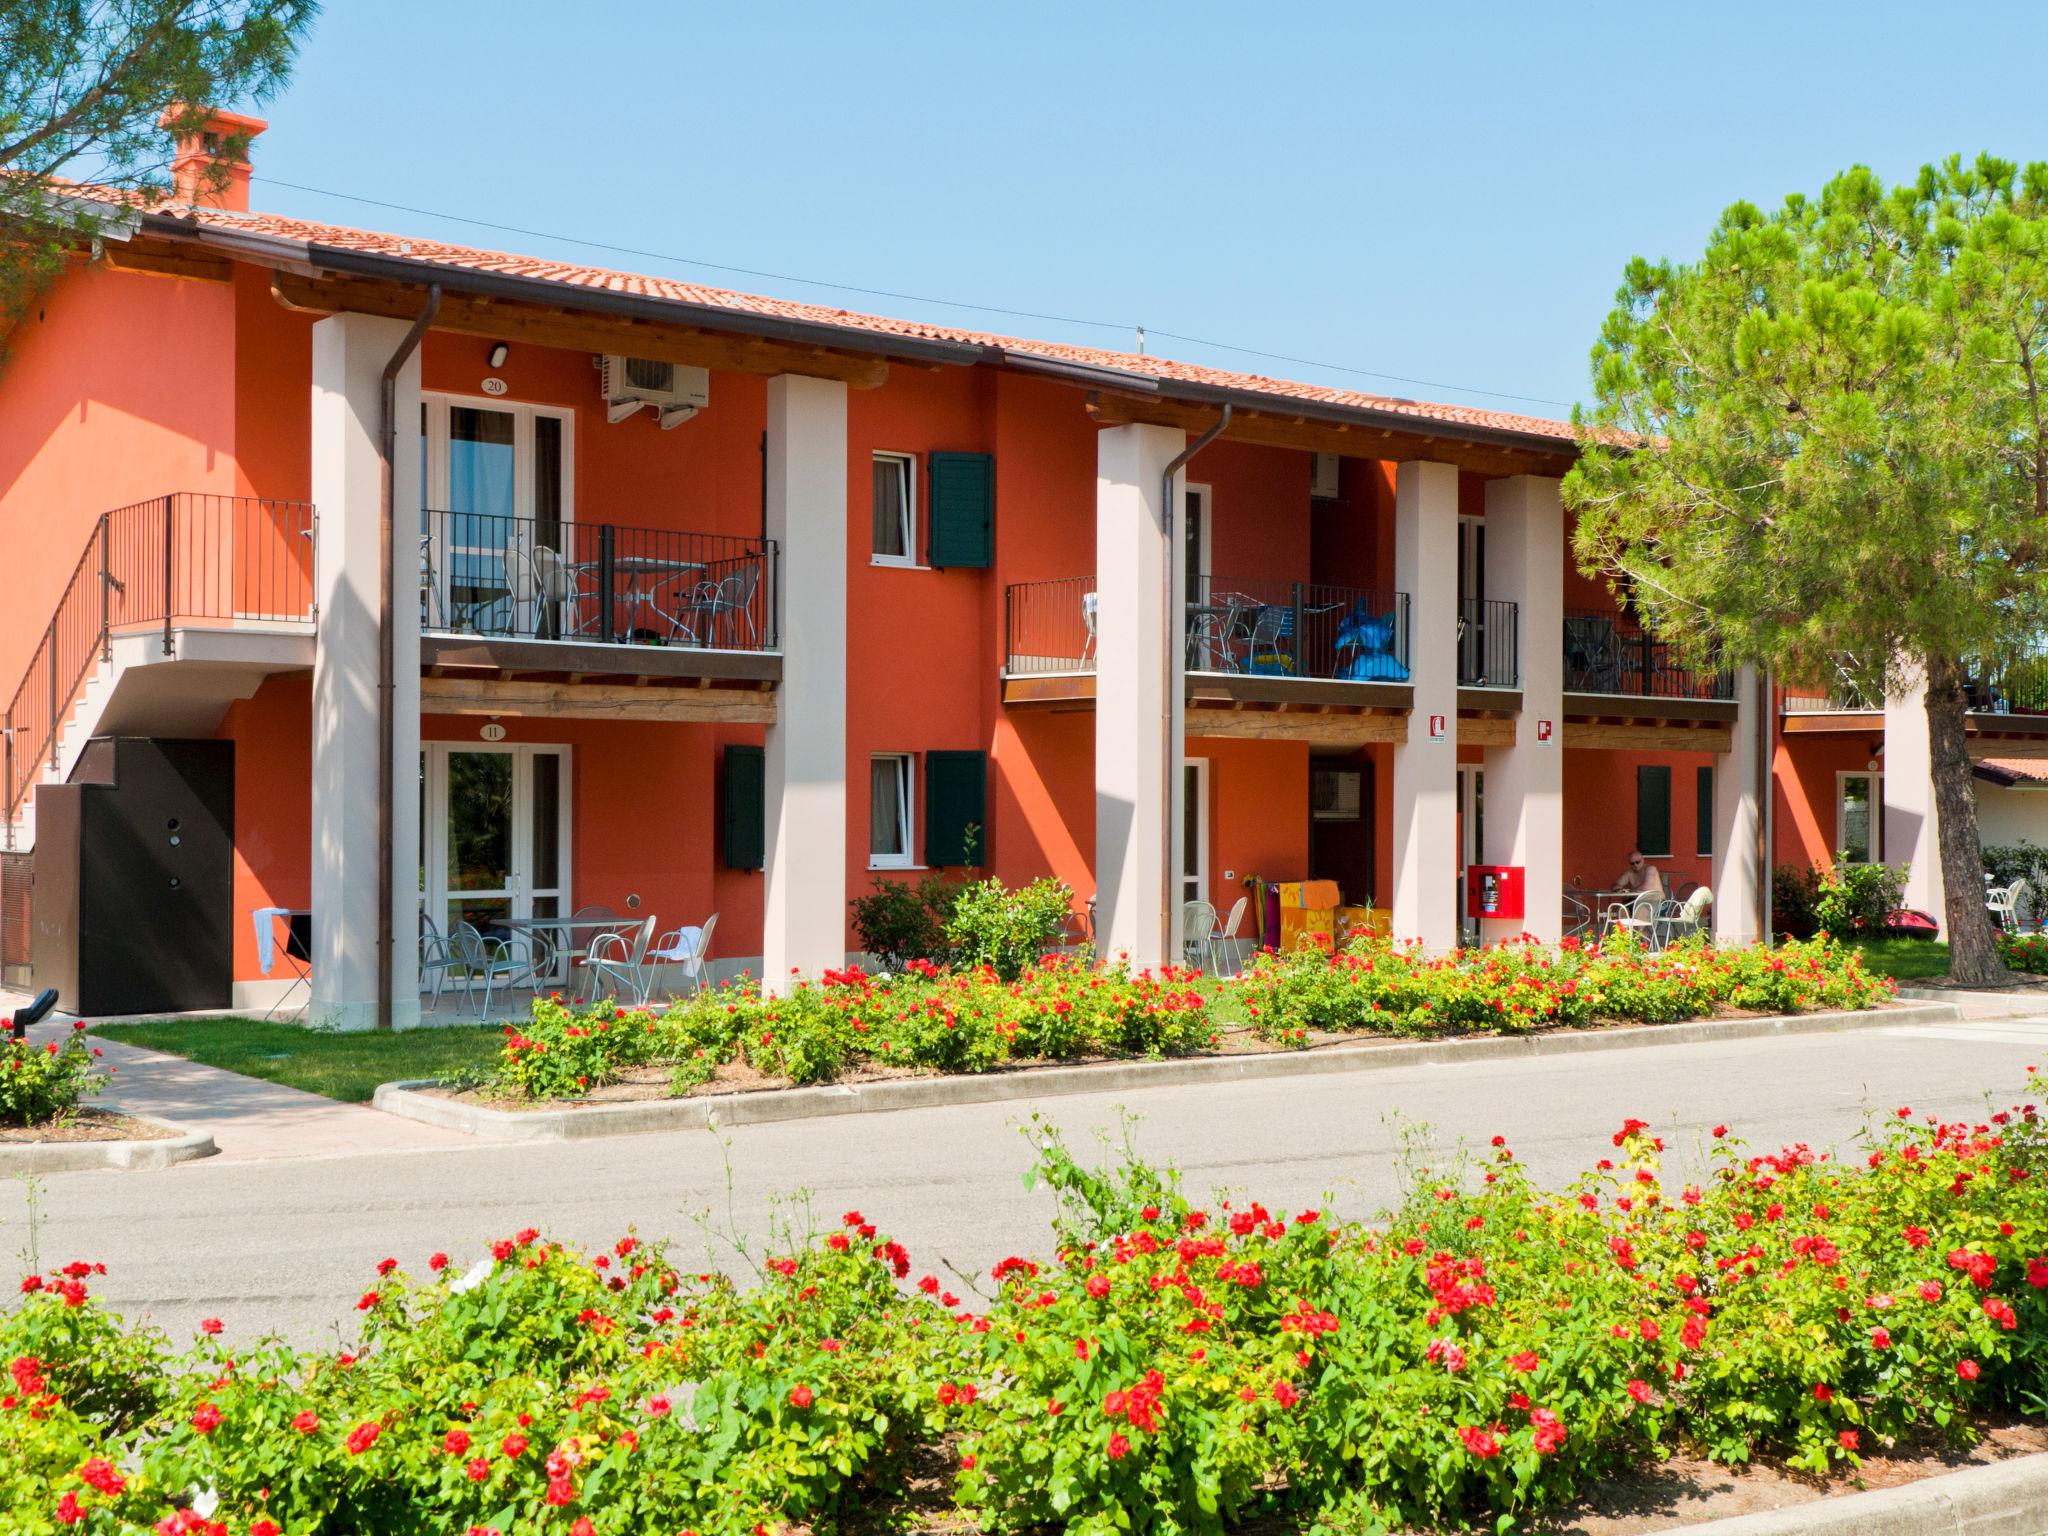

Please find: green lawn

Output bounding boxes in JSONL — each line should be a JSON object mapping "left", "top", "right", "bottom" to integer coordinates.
{"left": 1845, "top": 936, "right": 1951, "bottom": 981}
{"left": 90, "top": 1018, "right": 504, "bottom": 1103}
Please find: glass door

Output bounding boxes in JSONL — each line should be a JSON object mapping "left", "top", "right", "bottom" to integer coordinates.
{"left": 424, "top": 744, "right": 572, "bottom": 977}
{"left": 422, "top": 396, "right": 573, "bottom": 636}
{"left": 1182, "top": 758, "right": 1210, "bottom": 906}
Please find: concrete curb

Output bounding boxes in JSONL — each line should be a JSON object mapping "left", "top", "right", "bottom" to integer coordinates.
{"left": 372, "top": 1000, "right": 1960, "bottom": 1143}
{"left": 0, "top": 1116, "right": 216, "bottom": 1173}
{"left": 1679, "top": 1450, "right": 2048, "bottom": 1534}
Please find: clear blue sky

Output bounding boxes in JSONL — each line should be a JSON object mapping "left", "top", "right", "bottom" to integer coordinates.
{"left": 245, "top": 0, "right": 2048, "bottom": 419}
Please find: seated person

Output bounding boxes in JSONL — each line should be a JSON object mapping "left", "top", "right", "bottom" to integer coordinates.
{"left": 1613, "top": 850, "right": 1666, "bottom": 902}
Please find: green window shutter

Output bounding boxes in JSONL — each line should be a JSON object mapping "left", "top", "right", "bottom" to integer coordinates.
{"left": 1696, "top": 764, "right": 1714, "bottom": 858}
{"left": 1636, "top": 765, "right": 1672, "bottom": 858}
{"left": 722, "top": 744, "right": 765, "bottom": 870}
{"left": 925, "top": 750, "right": 988, "bottom": 867}
{"left": 927, "top": 451, "right": 994, "bottom": 568}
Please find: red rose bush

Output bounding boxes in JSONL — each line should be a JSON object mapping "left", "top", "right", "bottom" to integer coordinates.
{"left": 9, "top": 1074, "right": 2046, "bottom": 1534}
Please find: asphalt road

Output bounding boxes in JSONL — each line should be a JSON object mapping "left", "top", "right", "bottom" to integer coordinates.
{"left": 8, "top": 1016, "right": 2046, "bottom": 1346}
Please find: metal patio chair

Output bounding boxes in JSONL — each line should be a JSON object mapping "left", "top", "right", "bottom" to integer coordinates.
{"left": 419, "top": 912, "right": 461, "bottom": 1014}
{"left": 1603, "top": 894, "right": 1661, "bottom": 951}
{"left": 449, "top": 920, "right": 536, "bottom": 1021}
{"left": 1563, "top": 614, "right": 1624, "bottom": 693}
{"left": 586, "top": 914, "right": 660, "bottom": 1007}
{"left": 533, "top": 544, "right": 593, "bottom": 639}
{"left": 1212, "top": 895, "right": 1250, "bottom": 976}
{"left": 1181, "top": 900, "right": 1219, "bottom": 972}
{"left": 677, "top": 562, "right": 761, "bottom": 648}
{"left": 1656, "top": 886, "right": 1714, "bottom": 947}
{"left": 648, "top": 911, "right": 719, "bottom": 998}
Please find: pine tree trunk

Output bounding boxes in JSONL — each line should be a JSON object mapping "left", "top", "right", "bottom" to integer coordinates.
{"left": 1926, "top": 654, "right": 2009, "bottom": 986}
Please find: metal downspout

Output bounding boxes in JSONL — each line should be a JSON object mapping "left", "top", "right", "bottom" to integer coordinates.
{"left": 377, "top": 286, "right": 441, "bottom": 1030}
{"left": 1158, "top": 406, "right": 1231, "bottom": 962}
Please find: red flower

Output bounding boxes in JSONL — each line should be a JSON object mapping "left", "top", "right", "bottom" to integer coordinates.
{"left": 1272, "top": 1381, "right": 1300, "bottom": 1408}
{"left": 78, "top": 1458, "right": 124, "bottom": 1495}
{"left": 501, "top": 1433, "right": 529, "bottom": 1458}
{"left": 429, "top": 1252, "right": 450, "bottom": 1271}
{"left": 198, "top": 1317, "right": 222, "bottom": 1335}
{"left": 292, "top": 1410, "right": 320, "bottom": 1433}
{"left": 1458, "top": 1425, "right": 1501, "bottom": 1458}
{"left": 466, "top": 1457, "right": 491, "bottom": 1482}
{"left": 191, "top": 1403, "right": 222, "bottom": 1434}
{"left": 1813, "top": 1383, "right": 1833, "bottom": 1402}
{"left": 1106, "top": 1431, "right": 1131, "bottom": 1460}
{"left": 346, "top": 1421, "right": 381, "bottom": 1455}
{"left": 789, "top": 1384, "right": 814, "bottom": 1409}
{"left": 444, "top": 1429, "right": 471, "bottom": 1454}
{"left": 1958, "top": 1359, "right": 1982, "bottom": 1381}
{"left": 1508, "top": 1350, "right": 1539, "bottom": 1373}
{"left": 1625, "top": 1379, "right": 1653, "bottom": 1404}
{"left": 1838, "top": 1429, "right": 1860, "bottom": 1451}
{"left": 570, "top": 1521, "right": 596, "bottom": 1536}
{"left": 1870, "top": 1327, "right": 1892, "bottom": 1350}
{"left": 54, "top": 1492, "right": 83, "bottom": 1527}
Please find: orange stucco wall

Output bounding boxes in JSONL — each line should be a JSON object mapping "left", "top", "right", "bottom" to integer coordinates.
{"left": 1775, "top": 732, "right": 1879, "bottom": 872}
{"left": 1562, "top": 746, "right": 1718, "bottom": 895}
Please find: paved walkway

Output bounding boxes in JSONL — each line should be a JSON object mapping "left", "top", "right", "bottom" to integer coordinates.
{"left": 20, "top": 1011, "right": 469, "bottom": 1163}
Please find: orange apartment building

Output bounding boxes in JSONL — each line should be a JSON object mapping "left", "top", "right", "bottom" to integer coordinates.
{"left": 6, "top": 113, "right": 2028, "bottom": 1024}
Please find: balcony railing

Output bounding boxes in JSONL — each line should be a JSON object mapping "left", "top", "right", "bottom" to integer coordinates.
{"left": 1458, "top": 598, "right": 1519, "bottom": 688}
{"left": 5, "top": 493, "right": 315, "bottom": 830}
{"left": 1003, "top": 576, "right": 1412, "bottom": 684}
{"left": 1563, "top": 607, "right": 1734, "bottom": 700}
{"left": 422, "top": 511, "right": 777, "bottom": 652}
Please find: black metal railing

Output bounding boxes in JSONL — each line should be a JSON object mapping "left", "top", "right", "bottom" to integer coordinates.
{"left": 4, "top": 493, "right": 315, "bottom": 833}
{"left": 1188, "top": 578, "right": 1410, "bottom": 683}
{"left": 421, "top": 511, "right": 777, "bottom": 652}
{"left": 1003, "top": 575, "right": 1097, "bottom": 675}
{"left": 1563, "top": 607, "right": 1734, "bottom": 700}
{"left": 1457, "top": 598, "right": 1519, "bottom": 688}
{"left": 1971, "top": 635, "right": 2048, "bottom": 714}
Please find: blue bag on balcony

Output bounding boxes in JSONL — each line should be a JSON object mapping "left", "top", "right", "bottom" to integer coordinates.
{"left": 1335, "top": 604, "right": 1409, "bottom": 682}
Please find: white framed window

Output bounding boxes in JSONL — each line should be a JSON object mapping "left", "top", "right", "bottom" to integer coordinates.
{"left": 870, "top": 753, "right": 915, "bottom": 868}
{"left": 1836, "top": 770, "right": 1883, "bottom": 864}
{"left": 871, "top": 452, "right": 917, "bottom": 566}
{"left": 1182, "top": 757, "right": 1210, "bottom": 905}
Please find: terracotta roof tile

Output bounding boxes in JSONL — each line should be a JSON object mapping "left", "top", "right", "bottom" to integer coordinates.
{"left": 147, "top": 200, "right": 1582, "bottom": 448}
{"left": 1975, "top": 758, "right": 2048, "bottom": 787}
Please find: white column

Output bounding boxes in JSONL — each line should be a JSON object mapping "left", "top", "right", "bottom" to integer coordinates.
{"left": 1884, "top": 666, "right": 1944, "bottom": 930}
{"left": 1392, "top": 460, "right": 1460, "bottom": 950}
{"left": 1712, "top": 665, "right": 1764, "bottom": 944}
{"left": 1095, "top": 422, "right": 1186, "bottom": 969}
{"left": 763, "top": 374, "right": 849, "bottom": 992}
{"left": 1478, "top": 475, "right": 1563, "bottom": 943}
{"left": 310, "top": 313, "right": 421, "bottom": 1031}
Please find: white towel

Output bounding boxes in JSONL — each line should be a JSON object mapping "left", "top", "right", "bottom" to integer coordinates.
{"left": 252, "top": 907, "right": 292, "bottom": 974}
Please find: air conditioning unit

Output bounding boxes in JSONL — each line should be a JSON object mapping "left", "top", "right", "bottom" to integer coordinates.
{"left": 1310, "top": 452, "right": 1341, "bottom": 500}
{"left": 598, "top": 354, "right": 709, "bottom": 429}
{"left": 1310, "top": 767, "right": 1361, "bottom": 821}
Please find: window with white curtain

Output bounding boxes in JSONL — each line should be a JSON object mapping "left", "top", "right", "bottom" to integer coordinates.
{"left": 1837, "top": 771, "right": 1883, "bottom": 864}
{"left": 872, "top": 452, "right": 916, "bottom": 565}
{"left": 870, "top": 754, "right": 914, "bottom": 867}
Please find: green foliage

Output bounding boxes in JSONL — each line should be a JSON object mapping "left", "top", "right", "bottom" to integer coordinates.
{"left": 943, "top": 876, "right": 1075, "bottom": 980}
{"left": 12, "top": 1081, "right": 2048, "bottom": 1532}
{"left": 1237, "top": 933, "right": 1892, "bottom": 1044}
{"left": 0, "top": 1026, "right": 109, "bottom": 1126}
{"left": 0, "top": 2, "right": 319, "bottom": 334}
{"left": 488, "top": 956, "right": 1213, "bottom": 1100}
{"left": 1812, "top": 859, "right": 1909, "bottom": 937}
{"left": 848, "top": 872, "right": 961, "bottom": 971}
{"left": 1998, "top": 931, "right": 2048, "bottom": 974}
{"left": 1773, "top": 862, "right": 1824, "bottom": 938}
{"left": 1566, "top": 155, "right": 2048, "bottom": 980}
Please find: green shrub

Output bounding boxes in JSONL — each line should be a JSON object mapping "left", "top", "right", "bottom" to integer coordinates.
{"left": 1772, "top": 861, "right": 1823, "bottom": 938}
{"left": 848, "top": 873, "right": 962, "bottom": 971}
{"left": 494, "top": 995, "right": 659, "bottom": 1100}
{"left": 0, "top": 1025, "right": 110, "bottom": 1127}
{"left": 943, "top": 876, "right": 1074, "bottom": 981}
{"left": 12, "top": 1078, "right": 2048, "bottom": 1534}
{"left": 1812, "top": 858, "right": 1908, "bottom": 937}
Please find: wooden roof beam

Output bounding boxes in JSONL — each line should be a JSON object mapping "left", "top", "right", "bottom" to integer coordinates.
{"left": 271, "top": 271, "right": 890, "bottom": 388}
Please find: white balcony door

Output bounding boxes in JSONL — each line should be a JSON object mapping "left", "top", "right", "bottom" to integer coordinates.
{"left": 421, "top": 394, "right": 575, "bottom": 634}
{"left": 423, "top": 742, "right": 572, "bottom": 974}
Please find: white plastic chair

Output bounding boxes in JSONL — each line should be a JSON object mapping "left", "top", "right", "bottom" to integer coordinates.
{"left": 1988, "top": 879, "right": 2028, "bottom": 933}
{"left": 649, "top": 912, "right": 719, "bottom": 998}
{"left": 501, "top": 530, "right": 541, "bottom": 636}
{"left": 1181, "top": 900, "right": 1218, "bottom": 972}
{"left": 1212, "top": 895, "right": 1249, "bottom": 975}
{"left": 533, "top": 544, "right": 591, "bottom": 638}
{"left": 586, "top": 914, "right": 660, "bottom": 1006}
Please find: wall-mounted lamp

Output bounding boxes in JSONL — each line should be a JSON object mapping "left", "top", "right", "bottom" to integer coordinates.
{"left": 487, "top": 342, "right": 509, "bottom": 368}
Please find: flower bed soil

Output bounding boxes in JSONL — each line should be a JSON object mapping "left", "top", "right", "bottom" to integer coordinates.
{"left": 0, "top": 1108, "right": 176, "bottom": 1144}
{"left": 423, "top": 1005, "right": 1865, "bottom": 1114}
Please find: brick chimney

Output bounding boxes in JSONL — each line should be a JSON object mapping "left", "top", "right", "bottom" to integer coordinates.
{"left": 158, "top": 105, "right": 268, "bottom": 212}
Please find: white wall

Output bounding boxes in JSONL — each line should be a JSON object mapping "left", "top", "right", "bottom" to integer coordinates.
{"left": 1883, "top": 669, "right": 1946, "bottom": 931}
{"left": 1974, "top": 781, "right": 2048, "bottom": 849}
